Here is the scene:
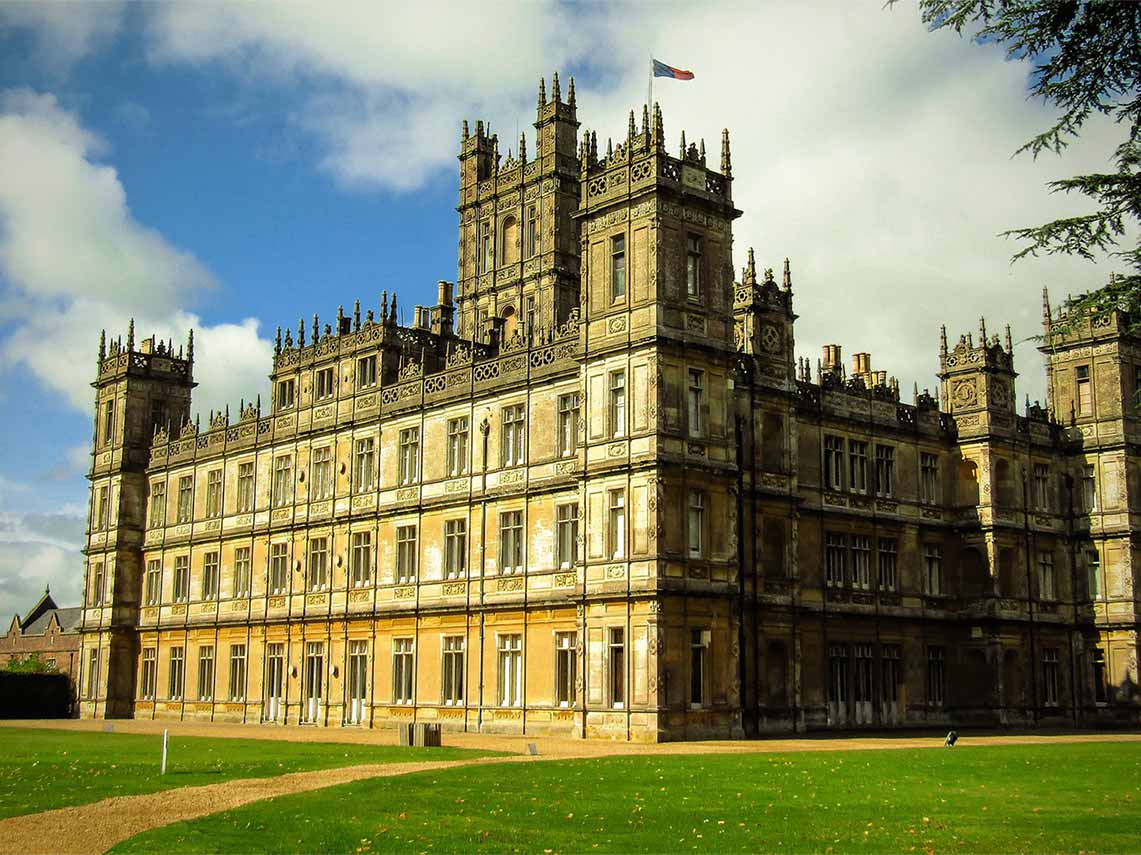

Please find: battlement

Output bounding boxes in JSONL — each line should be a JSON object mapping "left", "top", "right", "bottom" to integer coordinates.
{"left": 1040, "top": 282, "right": 1138, "bottom": 351}
{"left": 938, "top": 316, "right": 1015, "bottom": 376}
{"left": 94, "top": 320, "right": 194, "bottom": 387}
{"left": 733, "top": 248, "right": 793, "bottom": 315}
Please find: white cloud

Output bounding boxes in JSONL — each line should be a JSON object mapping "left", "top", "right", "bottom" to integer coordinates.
{"left": 0, "top": 504, "right": 86, "bottom": 616}
{"left": 0, "top": 0, "right": 125, "bottom": 70}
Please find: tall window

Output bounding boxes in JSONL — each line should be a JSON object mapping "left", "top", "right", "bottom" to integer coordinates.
{"left": 608, "top": 490, "right": 626, "bottom": 559}
{"left": 881, "top": 644, "right": 902, "bottom": 703}
{"left": 610, "top": 234, "right": 626, "bottom": 301}
{"left": 270, "top": 543, "right": 289, "bottom": 594}
{"left": 347, "top": 640, "right": 368, "bottom": 723}
{"left": 168, "top": 647, "right": 185, "bottom": 700}
{"left": 315, "top": 366, "right": 335, "bottom": 400}
{"left": 1088, "top": 549, "right": 1102, "bottom": 599}
{"left": 1043, "top": 648, "right": 1060, "bottom": 707}
{"left": 825, "top": 533, "right": 847, "bottom": 587}
{"left": 1038, "top": 551, "right": 1056, "bottom": 601}
{"left": 396, "top": 525, "right": 418, "bottom": 583}
{"left": 851, "top": 535, "right": 871, "bottom": 589}
{"left": 499, "top": 511, "right": 524, "bottom": 574}
{"left": 308, "top": 536, "right": 329, "bottom": 591}
{"left": 501, "top": 404, "right": 526, "bottom": 467}
{"left": 920, "top": 453, "right": 938, "bottom": 504}
{"left": 272, "top": 456, "right": 294, "bottom": 507}
{"left": 1082, "top": 464, "right": 1097, "bottom": 512}
{"left": 608, "top": 370, "right": 626, "bottom": 438}
{"left": 237, "top": 462, "right": 254, "bottom": 513}
{"left": 444, "top": 519, "right": 467, "bottom": 579}
{"left": 95, "top": 485, "right": 109, "bottom": 529}
{"left": 101, "top": 399, "right": 115, "bottom": 447}
{"left": 525, "top": 204, "right": 538, "bottom": 258}
{"left": 525, "top": 295, "right": 536, "bottom": 336}
{"left": 197, "top": 646, "right": 215, "bottom": 701}
{"left": 447, "top": 417, "right": 469, "bottom": 476}
{"left": 824, "top": 436, "right": 845, "bottom": 491}
{"left": 85, "top": 648, "right": 99, "bottom": 699}
{"left": 205, "top": 469, "right": 222, "bottom": 518}
{"left": 90, "top": 562, "right": 105, "bottom": 606}
{"left": 926, "top": 646, "right": 945, "bottom": 706}
{"left": 690, "top": 629, "right": 709, "bottom": 707}
{"left": 854, "top": 643, "right": 874, "bottom": 706}
{"left": 556, "top": 503, "right": 579, "bottom": 568}
{"left": 357, "top": 355, "right": 377, "bottom": 388}
{"left": 354, "top": 438, "right": 375, "bottom": 492}
{"left": 1033, "top": 463, "right": 1050, "bottom": 511}
{"left": 480, "top": 220, "right": 492, "bottom": 273}
{"left": 177, "top": 475, "right": 193, "bottom": 523}
{"left": 442, "top": 636, "right": 464, "bottom": 705}
{"left": 878, "top": 539, "right": 897, "bottom": 591}
{"left": 311, "top": 446, "right": 333, "bottom": 500}
{"left": 847, "top": 440, "right": 867, "bottom": 493}
{"left": 173, "top": 555, "right": 190, "bottom": 602}
{"left": 556, "top": 631, "right": 576, "bottom": 707}
{"left": 233, "top": 546, "right": 251, "bottom": 597}
{"left": 874, "top": 445, "right": 895, "bottom": 497}
{"left": 202, "top": 551, "right": 219, "bottom": 600}
{"left": 497, "top": 634, "right": 523, "bottom": 707}
{"left": 1075, "top": 364, "right": 1091, "bottom": 415}
{"left": 609, "top": 627, "right": 625, "bottom": 708}
{"left": 140, "top": 648, "right": 157, "bottom": 700}
{"left": 687, "top": 369, "right": 704, "bottom": 437}
{"left": 686, "top": 234, "right": 702, "bottom": 299}
{"left": 923, "top": 544, "right": 943, "bottom": 595}
{"left": 144, "top": 559, "right": 161, "bottom": 605}
{"left": 392, "top": 638, "right": 414, "bottom": 704}
{"left": 398, "top": 428, "right": 420, "bottom": 485}
{"left": 276, "top": 378, "right": 295, "bottom": 410}
{"left": 229, "top": 644, "right": 246, "bottom": 702}
{"left": 557, "top": 394, "right": 579, "bottom": 457}
{"left": 1093, "top": 648, "right": 1108, "bottom": 703}
{"left": 828, "top": 643, "right": 848, "bottom": 705}
{"left": 351, "top": 531, "right": 372, "bottom": 587}
{"left": 687, "top": 490, "right": 705, "bottom": 558}
{"left": 149, "top": 481, "right": 166, "bottom": 527}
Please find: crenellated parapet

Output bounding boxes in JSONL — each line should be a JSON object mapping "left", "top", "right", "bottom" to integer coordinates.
{"left": 96, "top": 323, "right": 194, "bottom": 387}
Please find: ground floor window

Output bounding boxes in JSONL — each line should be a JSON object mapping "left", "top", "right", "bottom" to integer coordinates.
{"left": 828, "top": 643, "right": 848, "bottom": 704}
{"left": 609, "top": 628, "right": 625, "bottom": 708}
{"left": 927, "top": 646, "right": 945, "bottom": 706}
{"left": 1043, "top": 648, "right": 1060, "bottom": 707}
{"left": 140, "top": 648, "right": 157, "bottom": 700}
{"left": 881, "top": 644, "right": 902, "bottom": 703}
{"left": 347, "top": 640, "right": 368, "bottom": 724}
{"left": 497, "top": 634, "right": 523, "bottom": 707}
{"left": 690, "top": 629, "right": 709, "bottom": 708}
{"left": 854, "top": 643, "right": 873, "bottom": 704}
{"left": 85, "top": 648, "right": 99, "bottom": 699}
{"left": 304, "top": 641, "right": 324, "bottom": 722}
{"left": 1093, "top": 648, "right": 1107, "bottom": 704}
{"left": 442, "top": 636, "right": 464, "bottom": 706}
{"left": 197, "top": 646, "right": 215, "bottom": 701}
{"left": 556, "top": 632, "right": 576, "bottom": 707}
{"left": 228, "top": 644, "right": 246, "bottom": 702}
{"left": 265, "top": 642, "right": 285, "bottom": 722}
{"left": 393, "top": 638, "right": 414, "bottom": 704}
{"left": 168, "top": 647, "right": 184, "bottom": 700}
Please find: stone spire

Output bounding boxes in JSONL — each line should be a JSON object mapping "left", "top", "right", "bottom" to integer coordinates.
{"left": 698, "top": 138, "right": 706, "bottom": 163}
{"left": 1042, "top": 286, "right": 1052, "bottom": 331}
{"left": 552, "top": 71, "right": 561, "bottom": 102}
{"left": 274, "top": 326, "right": 282, "bottom": 356}
{"left": 939, "top": 324, "right": 948, "bottom": 359}
{"left": 337, "top": 305, "right": 345, "bottom": 334}
{"left": 312, "top": 313, "right": 319, "bottom": 343}
{"left": 627, "top": 109, "right": 636, "bottom": 144}
{"left": 567, "top": 75, "right": 576, "bottom": 109}
{"left": 721, "top": 128, "right": 732, "bottom": 177}
{"left": 744, "top": 247, "right": 757, "bottom": 286}
{"left": 462, "top": 119, "right": 469, "bottom": 142}
{"left": 642, "top": 104, "right": 650, "bottom": 138}
{"left": 679, "top": 130, "right": 686, "bottom": 159}
{"left": 127, "top": 318, "right": 135, "bottom": 351}
{"left": 979, "top": 316, "right": 987, "bottom": 345}
{"left": 98, "top": 329, "right": 106, "bottom": 363}
{"left": 354, "top": 299, "right": 361, "bottom": 331}
{"left": 1004, "top": 324, "right": 1013, "bottom": 354}
{"left": 186, "top": 328, "right": 193, "bottom": 362}
{"left": 519, "top": 132, "right": 526, "bottom": 163}
{"left": 298, "top": 318, "right": 305, "bottom": 348}
{"left": 538, "top": 76, "right": 546, "bottom": 108}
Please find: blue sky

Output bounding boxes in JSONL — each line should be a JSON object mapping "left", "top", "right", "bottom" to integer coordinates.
{"left": 0, "top": 1, "right": 1119, "bottom": 615}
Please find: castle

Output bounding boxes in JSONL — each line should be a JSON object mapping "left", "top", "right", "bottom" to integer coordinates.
{"left": 77, "top": 76, "right": 1139, "bottom": 740}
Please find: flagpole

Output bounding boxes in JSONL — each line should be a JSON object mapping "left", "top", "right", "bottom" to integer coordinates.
{"left": 648, "top": 54, "right": 653, "bottom": 111}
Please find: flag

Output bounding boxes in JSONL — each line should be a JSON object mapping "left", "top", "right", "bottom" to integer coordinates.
{"left": 652, "top": 59, "right": 694, "bottom": 80}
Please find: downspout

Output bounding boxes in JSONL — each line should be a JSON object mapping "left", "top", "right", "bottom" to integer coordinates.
{"left": 1021, "top": 471, "right": 1039, "bottom": 725}
{"left": 477, "top": 417, "right": 490, "bottom": 733}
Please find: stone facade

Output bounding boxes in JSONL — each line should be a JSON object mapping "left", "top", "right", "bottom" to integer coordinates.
{"left": 76, "top": 77, "right": 1140, "bottom": 740}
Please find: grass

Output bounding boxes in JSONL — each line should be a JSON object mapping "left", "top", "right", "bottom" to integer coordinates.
{"left": 0, "top": 726, "right": 493, "bottom": 819}
{"left": 113, "top": 742, "right": 1141, "bottom": 854}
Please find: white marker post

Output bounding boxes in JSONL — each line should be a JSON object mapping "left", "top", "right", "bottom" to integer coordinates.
{"left": 161, "top": 728, "right": 168, "bottom": 775}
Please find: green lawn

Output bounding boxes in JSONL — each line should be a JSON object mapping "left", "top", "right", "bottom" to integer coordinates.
{"left": 114, "top": 742, "right": 1141, "bottom": 854}
{"left": 0, "top": 727, "right": 493, "bottom": 819}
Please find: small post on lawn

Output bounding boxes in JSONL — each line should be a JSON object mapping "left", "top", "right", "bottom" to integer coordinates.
{"left": 161, "top": 728, "right": 168, "bottom": 775}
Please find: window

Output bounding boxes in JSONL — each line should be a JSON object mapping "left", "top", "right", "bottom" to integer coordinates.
{"left": 276, "top": 378, "right": 295, "bottom": 410}
{"left": 95, "top": 485, "right": 109, "bottom": 529}
{"left": 556, "top": 631, "right": 576, "bottom": 707}
{"left": 499, "top": 511, "right": 524, "bottom": 574}
{"left": 686, "top": 234, "right": 702, "bottom": 300}
{"left": 874, "top": 445, "right": 895, "bottom": 497}
{"left": 357, "top": 355, "right": 377, "bottom": 389}
{"left": 923, "top": 544, "right": 943, "bottom": 595}
{"left": 144, "top": 559, "right": 161, "bottom": 605}
{"left": 525, "top": 295, "right": 536, "bottom": 336}
{"left": 881, "top": 644, "right": 902, "bottom": 703}
{"left": 197, "top": 646, "right": 215, "bottom": 701}
{"left": 393, "top": 638, "right": 414, "bottom": 704}
{"left": 480, "top": 220, "right": 492, "bottom": 273}
{"left": 848, "top": 440, "right": 867, "bottom": 493}
{"left": 149, "top": 481, "right": 166, "bottom": 527}
{"left": 272, "top": 456, "right": 294, "bottom": 507}
{"left": 442, "top": 636, "right": 464, "bottom": 705}
{"left": 828, "top": 643, "right": 848, "bottom": 705}
{"left": 556, "top": 503, "right": 579, "bottom": 568}
{"left": 351, "top": 531, "right": 372, "bottom": 587}
{"left": 315, "top": 366, "right": 335, "bottom": 400}
{"left": 609, "top": 627, "right": 625, "bottom": 708}
{"left": 270, "top": 542, "right": 289, "bottom": 595}
{"left": 1093, "top": 648, "right": 1108, "bottom": 703}
{"left": 396, "top": 525, "right": 418, "bottom": 583}
{"left": 205, "top": 469, "right": 222, "bottom": 518}
{"left": 1033, "top": 463, "right": 1050, "bottom": 511}
{"left": 101, "top": 399, "right": 115, "bottom": 447}
{"left": 690, "top": 629, "right": 709, "bottom": 707}
{"left": 497, "top": 634, "right": 523, "bottom": 707}
{"left": 1038, "top": 551, "right": 1056, "bottom": 601}
{"left": 168, "top": 647, "right": 185, "bottom": 700}
{"left": 237, "top": 462, "right": 254, "bottom": 513}
{"left": 687, "top": 369, "right": 704, "bottom": 437}
{"left": 173, "top": 555, "right": 190, "bottom": 602}
{"left": 444, "top": 519, "right": 467, "bottom": 579}
{"left": 398, "top": 428, "right": 420, "bottom": 485}
{"left": 1082, "top": 464, "right": 1097, "bottom": 512}
{"left": 610, "top": 234, "right": 626, "bottom": 301}
{"left": 608, "top": 370, "right": 626, "bottom": 438}
{"left": 824, "top": 436, "right": 845, "bottom": 491}
{"left": 85, "top": 648, "right": 99, "bottom": 699}
{"left": 353, "top": 438, "right": 375, "bottom": 492}
{"left": 202, "top": 551, "right": 219, "bottom": 600}
{"left": 347, "top": 640, "right": 368, "bottom": 723}
{"left": 149, "top": 400, "right": 166, "bottom": 436}
{"left": 687, "top": 490, "right": 705, "bottom": 558}
{"left": 920, "top": 453, "right": 938, "bottom": 504}
{"left": 927, "top": 646, "right": 945, "bottom": 706}
{"left": 854, "top": 643, "right": 874, "bottom": 705}
{"left": 1088, "top": 549, "right": 1101, "bottom": 599}
{"left": 878, "top": 539, "right": 898, "bottom": 591}
{"left": 852, "top": 535, "right": 872, "bottom": 590}
{"left": 1043, "top": 648, "right": 1060, "bottom": 707}
{"left": 1076, "top": 364, "right": 1091, "bottom": 415}
{"left": 608, "top": 490, "right": 626, "bottom": 559}
{"left": 557, "top": 394, "right": 579, "bottom": 457}
{"left": 233, "top": 546, "right": 251, "bottom": 597}
{"left": 229, "top": 644, "right": 246, "bottom": 702}
{"left": 308, "top": 536, "right": 329, "bottom": 591}
{"left": 447, "top": 417, "right": 469, "bottom": 477}
{"left": 140, "top": 649, "right": 157, "bottom": 700}
{"left": 91, "top": 562, "right": 105, "bottom": 606}
{"left": 501, "top": 404, "right": 526, "bottom": 467}
{"left": 176, "top": 476, "right": 193, "bottom": 523}
{"left": 825, "top": 533, "right": 847, "bottom": 587}
{"left": 311, "top": 446, "right": 333, "bottom": 500}
{"left": 525, "top": 204, "right": 538, "bottom": 258}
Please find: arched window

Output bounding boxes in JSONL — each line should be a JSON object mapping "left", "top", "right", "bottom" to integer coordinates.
{"left": 501, "top": 305, "right": 517, "bottom": 341}
{"left": 501, "top": 215, "right": 519, "bottom": 265}
{"left": 958, "top": 459, "right": 979, "bottom": 506}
